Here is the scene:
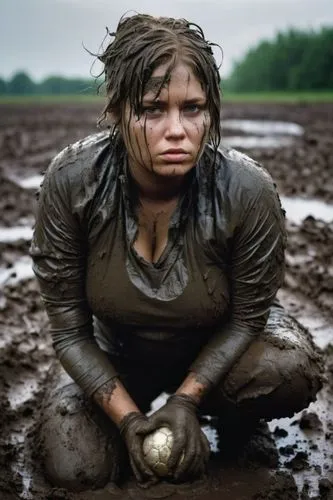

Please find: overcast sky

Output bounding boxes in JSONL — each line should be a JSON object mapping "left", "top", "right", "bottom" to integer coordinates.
{"left": 1, "top": 0, "right": 332, "bottom": 81}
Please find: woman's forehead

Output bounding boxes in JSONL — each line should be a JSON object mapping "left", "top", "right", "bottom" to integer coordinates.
{"left": 143, "top": 64, "right": 204, "bottom": 99}
{"left": 143, "top": 76, "right": 168, "bottom": 96}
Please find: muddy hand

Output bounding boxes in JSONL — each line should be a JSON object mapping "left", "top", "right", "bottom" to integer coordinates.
{"left": 119, "top": 411, "right": 159, "bottom": 486}
{"left": 145, "top": 394, "right": 210, "bottom": 481}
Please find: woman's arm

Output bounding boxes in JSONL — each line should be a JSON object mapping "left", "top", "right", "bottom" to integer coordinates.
{"left": 178, "top": 168, "right": 287, "bottom": 402}
{"left": 94, "top": 378, "right": 140, "bottom": 426}
{"left": 30, "top": 151, "right": 139, "bottom": 425}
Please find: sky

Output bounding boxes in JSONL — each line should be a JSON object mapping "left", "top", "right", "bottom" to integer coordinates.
{"left": 1, "top": 0, "right": 333, "bottom": 81}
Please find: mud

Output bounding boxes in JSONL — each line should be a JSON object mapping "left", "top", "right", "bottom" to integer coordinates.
{"left": 0, "top": 102, "right": 333, "bottom": 500}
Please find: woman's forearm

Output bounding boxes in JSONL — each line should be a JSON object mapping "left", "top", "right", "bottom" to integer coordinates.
{"left": 93, "top": 378, "right": 141, "bottom": 427}
{"left": 176, "top": 372, "right": 212, "bottom": 405}
{"left": 57, "top": 340, "right": 141, "bottom": 426}
{"left": 189, "top": 323, "right": 257, "bottom": 387}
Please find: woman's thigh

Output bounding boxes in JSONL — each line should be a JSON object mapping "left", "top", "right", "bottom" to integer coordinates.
{"left": 37, "top": 355, "right": 167, "bottom": 490}
{"left": 201, "top": 305, "right": 324, "bottom": 420}
{"left": 38, "top": 361, "right": 124, "bottom": 491}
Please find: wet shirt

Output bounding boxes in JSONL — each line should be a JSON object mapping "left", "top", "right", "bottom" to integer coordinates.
{"left": 30, "top": 131, "right": 286, "bottom": 396}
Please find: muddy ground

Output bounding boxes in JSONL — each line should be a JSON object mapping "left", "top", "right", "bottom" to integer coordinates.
{"left": 0, "top": 101, "right": 332, "bottom": 500}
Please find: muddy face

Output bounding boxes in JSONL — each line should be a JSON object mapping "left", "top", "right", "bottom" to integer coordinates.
{"left": 121, "top": 62, "right": 210, "bottom": 185}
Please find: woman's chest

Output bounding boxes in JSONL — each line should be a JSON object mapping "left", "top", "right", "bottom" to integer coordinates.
{"left": 85, "top": 218, "right": 230, "bottom": 330}
{"left": 133, "top": 198, "right": 178, "bottom": 264}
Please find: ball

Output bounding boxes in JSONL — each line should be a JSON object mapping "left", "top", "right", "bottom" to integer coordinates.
{"left": 143, "top": 426, "right": 183, "bottom": 477}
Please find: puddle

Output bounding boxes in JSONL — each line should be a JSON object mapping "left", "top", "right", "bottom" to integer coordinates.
{"left": 222, "top": 119, "right": 303, "bottom": 149}
{"left": 222, "top": 135, "right": 294, "bottom": 149}
{"left": 0, "top": 255, "right": 34, "bottom": 286}
{"left": 268, "top": 388, "right": 333, "bottom": 495}
{"left": 14, "top": 175, "right": 43, "bottom": 190}
{"left": 0, "top": 226, "right": 33, "bottom": 243}
{"left": 280, "top": 196, "right": 333, "bottom": 224}
{"left": 222, "top": 120, "right": 303, "bottom": 136}
{"left": 8, "top": 377, "right": 39, "bottom": 410}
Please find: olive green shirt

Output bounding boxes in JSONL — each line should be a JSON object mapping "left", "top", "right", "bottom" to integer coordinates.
{"left": 30, "top": 131, "right": 286, "bottom": 396}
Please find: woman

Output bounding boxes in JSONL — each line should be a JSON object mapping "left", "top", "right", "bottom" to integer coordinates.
{"left": 30, "top": 13, "right": 323, "bottom": 492}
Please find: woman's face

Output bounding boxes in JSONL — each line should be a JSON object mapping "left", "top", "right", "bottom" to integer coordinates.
{"left": 121, "top": 62, "right": 211, "bottom": 180}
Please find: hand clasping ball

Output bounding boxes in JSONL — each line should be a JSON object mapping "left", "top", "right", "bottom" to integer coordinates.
{"left": 143, "top": 427, "right": 184, "bottom": 477}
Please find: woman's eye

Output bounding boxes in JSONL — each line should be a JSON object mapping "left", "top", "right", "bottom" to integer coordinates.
{"left": 183, "top": 104, "right": 201, "bottom": 114}
{"left": 143, "top": 106, "right": 163, "bottom": 115}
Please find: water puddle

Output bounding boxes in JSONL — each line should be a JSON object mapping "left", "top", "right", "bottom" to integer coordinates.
{"left": 223, "top": 120, "right": 304, "bottom": 136}
{"left": 0, "top": 255, "right": 34, "bottom": 286}
{"left": 0, "top": 226, "right": 33, "bottom": 243}
{"left": 222, "top": 119, "right": 303, "bottom": 149}
{"left": 8, "top": 376, "right": 39, "bottom": 410}
{"left": 280, "top": 196, "right": 333, "bottom": 224}
{"left": 223, "top": 135, "right": 294, "bottom": 149}
{"left": 4, "top": 173, "right": 43, "bottom": 191}
{"left": 268, "top": 388, "right": 333, "bottom": 495}
{"left": 15, "top": 175, "right": 43, "bottom": 190}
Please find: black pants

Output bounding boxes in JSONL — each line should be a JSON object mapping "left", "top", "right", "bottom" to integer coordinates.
{"left": 38, "top": 306, "right": 323, "bottom": 491}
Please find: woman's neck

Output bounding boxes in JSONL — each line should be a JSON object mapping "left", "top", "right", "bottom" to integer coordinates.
{"left": 128, "top": 160, "right": 190, "bottom": 202}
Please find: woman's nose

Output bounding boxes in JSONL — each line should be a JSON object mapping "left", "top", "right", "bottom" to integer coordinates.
{"left": 165, "top": 110, "right": 186, "bottom": 138}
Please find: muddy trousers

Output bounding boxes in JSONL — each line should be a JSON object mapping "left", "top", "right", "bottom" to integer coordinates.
{"left": 38, "top": 306, "right": 323, "bottom": 491}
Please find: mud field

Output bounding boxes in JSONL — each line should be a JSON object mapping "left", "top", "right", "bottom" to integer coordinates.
{"left": 0, "top": 101, "right": 332, "bottom": 500}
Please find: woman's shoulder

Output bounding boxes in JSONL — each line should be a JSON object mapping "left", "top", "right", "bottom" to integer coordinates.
{"left": 45, "top": 130, "right": 113, "bottom": 181}
{"left": 204, "top": 144, "right": 275, "bottom": 195}
{"left": 217, "top": 148, "right": 273, "bottom": 189}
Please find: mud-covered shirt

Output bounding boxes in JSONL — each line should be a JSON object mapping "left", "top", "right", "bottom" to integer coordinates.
{"left": 30, "top": 131, "right": 286, "bottom": 396}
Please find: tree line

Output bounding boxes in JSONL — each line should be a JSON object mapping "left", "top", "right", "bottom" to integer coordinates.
{"left": 226, "top": 26, "right": 333, "bottom": 92}
{"left": 0, "top": 72, "right": 100, "bottom": 96}
{"left": 1, "top": 26, "right": 332, "bottom": 95}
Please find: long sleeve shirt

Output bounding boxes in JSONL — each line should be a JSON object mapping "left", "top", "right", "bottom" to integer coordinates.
{"left": 30, "top": 131, "right": 286, "bottom": 396}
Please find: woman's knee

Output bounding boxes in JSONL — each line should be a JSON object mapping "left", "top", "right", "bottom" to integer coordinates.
{"left": 205, "top": 314, "right": 324, "bottom": 420}
{"left": 38, "top": 374, "right": 123, "bottom": 490}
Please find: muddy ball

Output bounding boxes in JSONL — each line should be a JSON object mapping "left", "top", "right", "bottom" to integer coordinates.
{"left": 143, "top": 427, "right": 184, "bottom": 477}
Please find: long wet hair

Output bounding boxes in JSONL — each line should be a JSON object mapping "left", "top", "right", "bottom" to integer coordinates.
{"left": 97, "top": 13, "right": 222, "bottom": 155}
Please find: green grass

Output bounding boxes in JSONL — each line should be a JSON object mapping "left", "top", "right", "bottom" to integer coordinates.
{"left": 222, "top": 91, "right": 333, "bottom": 103}
{"left": 0, "top": 94, "right": 103, "bottom": 104}
{"left": 1, "top": 91, "right": 333, "bottom": 105}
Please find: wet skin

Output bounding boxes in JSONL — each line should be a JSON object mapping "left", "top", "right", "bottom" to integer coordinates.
{"left": 122, "top": 62, "right": 211, "bottom": 185}
{"left": 121, "top": 62, "right": 211, "bottom": 263}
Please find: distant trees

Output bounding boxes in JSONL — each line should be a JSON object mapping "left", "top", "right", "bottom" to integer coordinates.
{"left": 0, "top": 71, "right": 99, "bottom": 96}
{"left": 226, "top": 26, "right": 333, "bottom": 92}
{"left": 0, "top": 77, "right": 7, "bottom": 94}
{"left": 2, "top": 26, "right": 333, "bottom": 95}
{"left": 38, "top": 76, "right": 97, "bottom": 95}
{"left": 7, "top": 71, "right": 35, "bottom": 95}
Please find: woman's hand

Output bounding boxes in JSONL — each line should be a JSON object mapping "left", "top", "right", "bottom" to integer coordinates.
{"left": 146, "top": 394, "right": 210, "bottom": 481}
{"left": 119, "top": 411, "right": 158, "bottom": 486}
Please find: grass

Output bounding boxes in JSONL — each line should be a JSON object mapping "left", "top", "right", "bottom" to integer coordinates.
{"left": 0, "top": 91, "right": 333, "bottom": 105}
{"left": 0, "top": 94, "right": 103, "bottom": 105}
{"left": 222, "top": 91, "right": 333, "bottom": 103}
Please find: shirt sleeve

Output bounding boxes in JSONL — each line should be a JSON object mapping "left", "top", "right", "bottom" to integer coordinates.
{"left": 190, "top": 168, "right": 286, "bottom": 386}
{"left": 30, "top": 151, "right": 118, "bottom": 396}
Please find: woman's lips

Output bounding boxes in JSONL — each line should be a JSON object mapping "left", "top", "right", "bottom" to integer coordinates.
{"left": 160, "top": 150, "right": 189, "bottom": 162}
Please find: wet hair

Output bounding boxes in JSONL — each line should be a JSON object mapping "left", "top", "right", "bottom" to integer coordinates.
{"left": 97, "top": 13, "right": 222, "bottom": 152}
